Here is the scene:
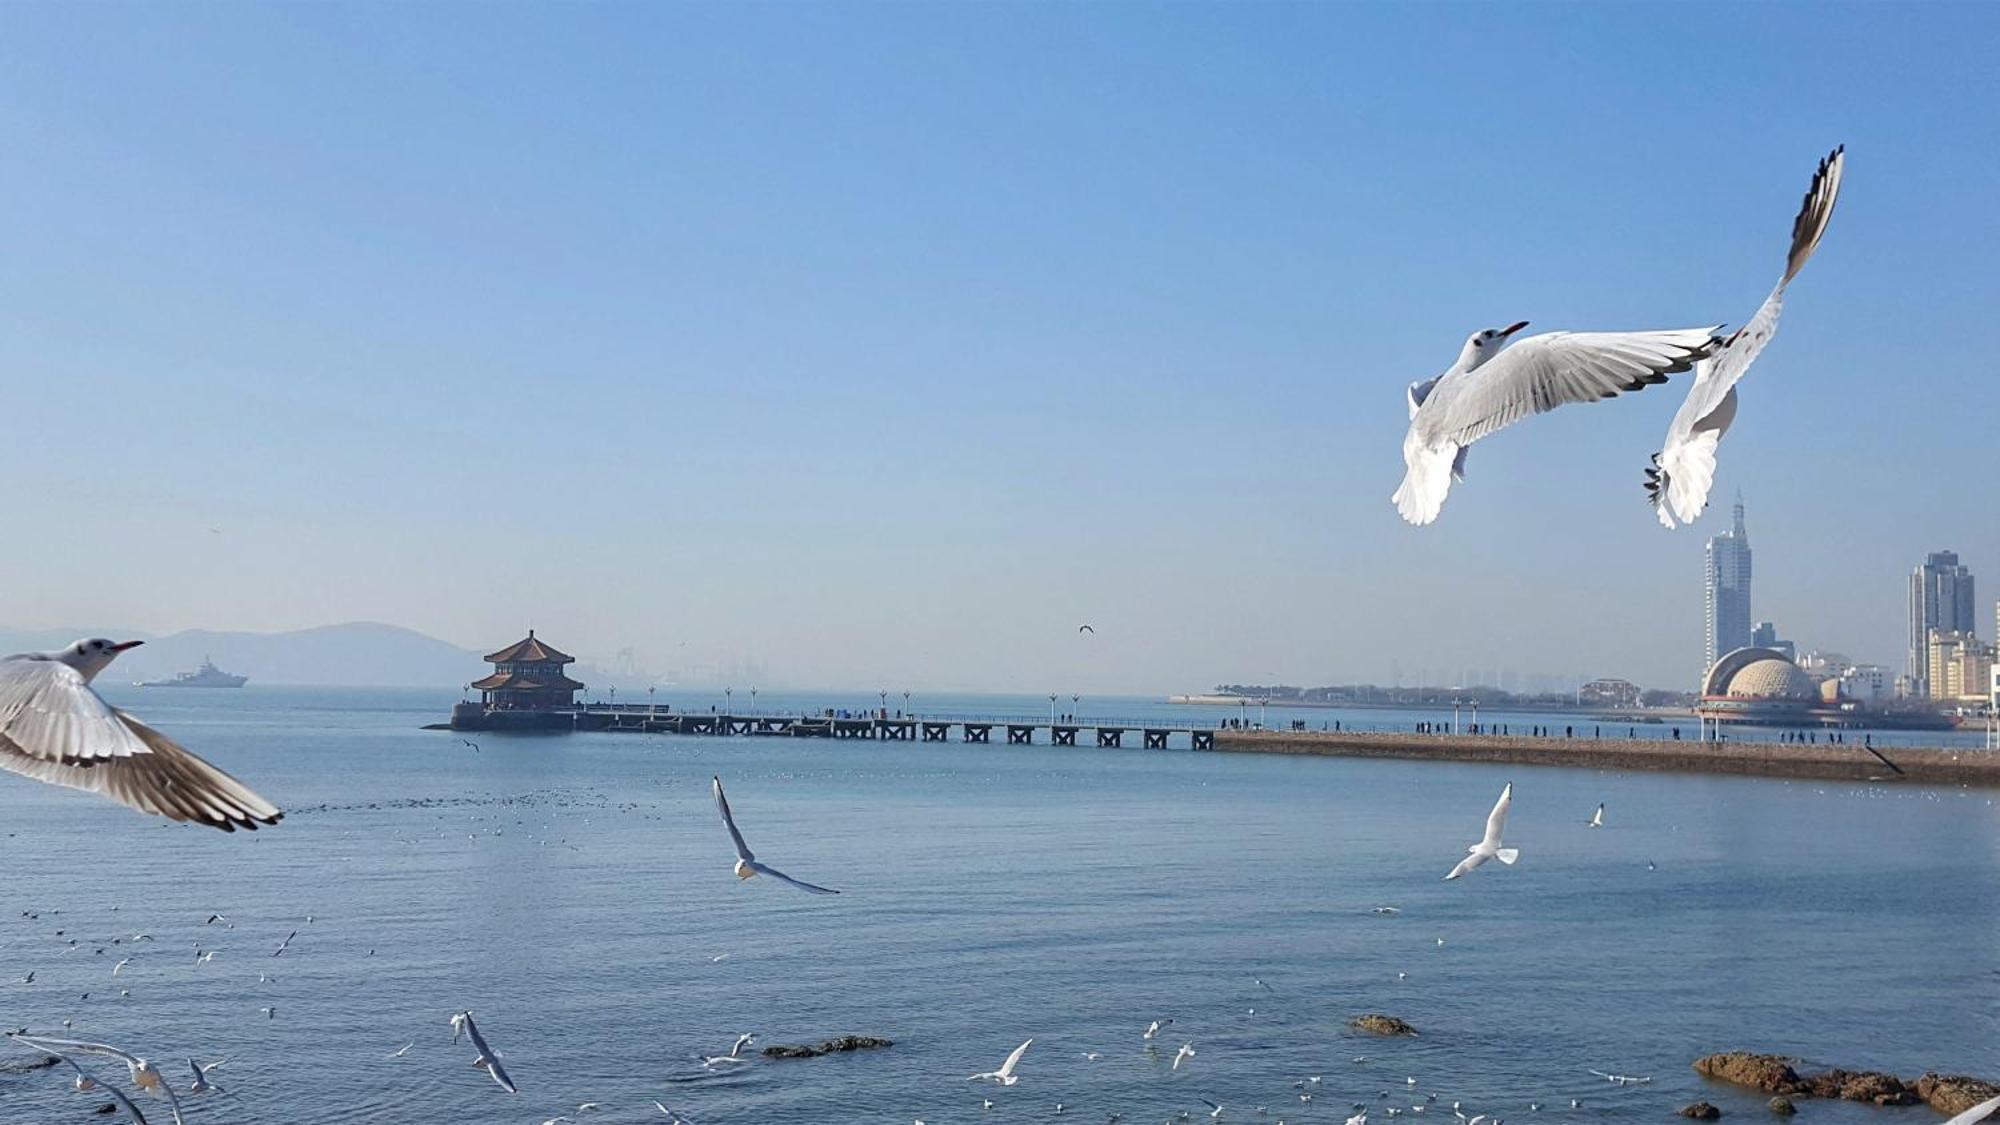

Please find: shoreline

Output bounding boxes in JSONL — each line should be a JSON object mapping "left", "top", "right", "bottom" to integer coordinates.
{"left": 1214, "top": 729, "right": 2000, "bottom": 787}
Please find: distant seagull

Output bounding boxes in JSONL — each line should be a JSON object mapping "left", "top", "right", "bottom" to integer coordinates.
{"left": 1144, "top": 1019, "right": 1174, "bottom": 1040}
{"left": 0, "top": 639, "right": 282, "bottom": 830}
{"left": 187, "top": 1057, "right": 225, "bottom": 1094}
{"left": 654, "top": 1102, "right": 693, "bottom": 1124}
{"left": 1943, "top": 1095, "right": 2000, "bottom": 1125}
{"left": 1370, "top": 906, "right": 1401, "bottom": 916}
{"left": 272, "top": 932, "right": 296, "bottom": 957}
{"left": 711, "top": 777, "right": 839, "bottom": 894}
{"left": 112, "top": 959, "right": 131, "bottom": 976}
{"left": 1077, "top": 625, "right": 1095, "bottom": 634}
{"left": 1444, "top": 782, "right": 1519, "bottom": 880}
{"left": 1394, "top": 318, "right": 1715, "bottom": 524}
{"left": 449, "top": 1010, "right": 516, "bottom": 1094}
{"left": 1647, "top": 147, "right": 1845, "bottom": 528}
{"left": 389, "top": 1043, "right": 413, "bottom": 1058}
{"left": 1202, "top": 1099, "right": 1225, "bottom": 1119}
{"left": 1588, "top": 803, "right": 1604, "bottom": 829}
{"left": 968, "top": 1038, "right": 1033, "bottom": 1085}
{"left": 703, "top": 1033, "right": 756, "bottom": 1067}
{"left": 458, "top": 739, "right": 482, "bottom": 752}
{"left": 1348, "top": 1113, "right": 1369, "bottom": 1125}
{"left": 1173, "top": 1043, "right": 1196, "bottom": 1070}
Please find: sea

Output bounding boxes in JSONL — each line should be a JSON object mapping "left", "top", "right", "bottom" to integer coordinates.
{"left": 2, "top": 686, "right": 1996, "bottom": 1124}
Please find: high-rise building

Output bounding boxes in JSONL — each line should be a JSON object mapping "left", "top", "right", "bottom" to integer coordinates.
{"left": 1908, "top": 551, "right": 1975, "bottom": 695}
{"left": 1751, "top": 621, "right": 1795, "bottom": 662}
{"left": 1927, "top": 629, "right": 1995, "bottom": 703}
{"left": 1704, "top": 497, "right": 1753, "bottom": 671}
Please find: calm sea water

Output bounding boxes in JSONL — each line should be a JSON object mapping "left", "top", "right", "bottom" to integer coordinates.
{"left": 2, "top": 687, "right": 1996, "bottom": 1124}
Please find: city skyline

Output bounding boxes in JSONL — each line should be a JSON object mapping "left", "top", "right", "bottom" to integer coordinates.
{"left": 3, "top": 4, "right": 1997, "bottom": 694}
{"left": 1705, "top": 497, "right": 1754, "bottom": 673}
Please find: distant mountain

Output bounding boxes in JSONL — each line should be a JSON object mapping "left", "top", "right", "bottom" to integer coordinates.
{"left": 0, "top": 622, "right": 486, "bottom": 688}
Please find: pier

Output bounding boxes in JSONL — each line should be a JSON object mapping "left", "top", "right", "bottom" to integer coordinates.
{"left": 559, "top": 704, "right": 1218, "bottom": 750}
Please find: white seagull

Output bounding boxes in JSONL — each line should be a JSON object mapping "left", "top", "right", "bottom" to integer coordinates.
{"left": 1647, "top": 146, "right": 1845, "bottom": 528}
{"left": 6, "top": 1034, "right": 152, "bottom": 1124}
{"left": 702, "top": 1033, "right": 756, "bottom": 1067}
{"left": 1144, "top": 1018, "right": 1173, "bottom": 1040}
{"left": 449, "top": 1010, "right": 517, "bottom": 1094}
{"left": 187, "top": 1057, "right": 225, "bottom": 1094}
{"left": 1587, "top": 803, "right": 1604, "bottom": 829}
{"left": 1445, "top": 782, "right": 1518, "bottom": 880}
{"left": 968, "top": 1038, "right": 1033, "bottom": 1085}
{"left": 9, "top": 1033, "right": 185, "bottom": 1121}
{"left": 711, "top": 776, "right": 839, "bottom": 894}
{"left": 0, "top": 639, "right": 282, "bottom": 830}
{"left": 1394, "top": 321, "right": 1715, "bottom": 524}
{"left": 1173, "top": 1043, "right": 1197, "bottom": 1070}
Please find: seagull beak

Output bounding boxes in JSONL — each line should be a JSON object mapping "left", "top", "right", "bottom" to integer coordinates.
{"left": 1501, "top": 321, "right": 1529, "bottom": 337}
{"left": 110, "top": 640, "right": 145, "bottom": 652}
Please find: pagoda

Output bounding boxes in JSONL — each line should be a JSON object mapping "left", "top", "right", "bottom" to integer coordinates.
{"left": 470, "top": 630, "right": 585, "bottom": 711}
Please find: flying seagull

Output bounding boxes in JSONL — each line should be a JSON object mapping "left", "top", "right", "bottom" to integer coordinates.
{"left": 968, "top": 1038, "right": 1033, "bottom": 1085}
{"left": 702, "top": 1033, "right": 756, "bottom": 1067}
{"left": 449, "top": 1010, "right": 516, "bottom": 1094}
{"left": 1588, "top": 803, "right": 1604, "bottom": 829}
{"left": 0, "top": 639, "right": 282, "bottom": 830}
{"left": 1445, "top": 782, "right": 1518, "bottom": 880}
{"left": 9, "top": 1033, "right": 185, "bottom": 1123}
{"left": 6, "top": 1034, "right": 152, "bottom": 1124}
{"left": 1393, "top": 318, "right": 1717, "bottom": 525}
{"left": 1647, "top": 146, "right": 1845, "bottom": 528}
{"left": 711, "top": 776, "right": 839, "bottom": 894}
{"left": 187, "top": 1057, "right": 225, "bottom": 1094}
{"left": 1077, "top": 625, "right": 1095, "bottom": 634}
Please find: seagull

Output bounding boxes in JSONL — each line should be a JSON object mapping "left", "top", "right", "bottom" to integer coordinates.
{"left": 187, "top": 1057, "right": 224, "bottom": 1094}
{"left": 6, "top": 1034, "right": 152, "bottom": 1124}
{"left": 112, "top": 958, "right": 131, "bottom": 976}
{"left": 1370, "top": 906, "right": 1401, "bottom": 916}
{"left": 1144, "top": 1018, "right": 1173, "bottom": 1040}
{"left": 1943, "top": 1095, "right": 2000, "bottom": 1125}
{"left": 449, "top": 1010, "right": 516, "bottom": 1094}
{"left": 1445, "top": 782, "right": 1518, "bottom": 880}
{"left": 389, "top": 1043, "right": 413, "bottom": 1058}
{"left": 1587, "top": 804, "right": 1604, "bottom": 829}
{"left": 10, "top": 1033, "right": 185, "bottom": 1120}
{"left": 1173, "top": 1043, "right": 1196, "bottom": 1070}
{"left": 702, "top": 1033, "right": 756, "bottom": 1067}
{"left": 1078, "top": 625, "right": 1095, "bottom": 634}
{"left": 1202, "top": 1099, "right": 1226, "bottom": 1119}
{"left": 711, "top": 776, "right": 839, "bottom": 894}
{"left": 272, "top": 931, "right": 296, "bottom": 957}
{"left": 969, "top": 1038, "right": 1033, "bottom": 1085}
{"left": 1394, "top": 318, "right": 1715, "bottom": 524}
{"left": 1647, "top": 147, "right": 1845, "bottom": 528}
{"left": 0, "top": 639, "right": 283, "bottom": 830}
{"left": 1349, "top": 1114, "right": 1369, "bottom": 1125}
{"left": 654, "top": 1103, "right": 692, "bottom": 1124}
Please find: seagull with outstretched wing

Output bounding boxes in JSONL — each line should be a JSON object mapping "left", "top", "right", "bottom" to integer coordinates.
{"left": 712, "top": 776, "right": 839, "bottom": 895}
{"left": 968, "top": 1038, "right": 1033, "bottom": 1085}
{"left": 0, "top": 639, "right": 281, "bottom": 830}
{"left": 1395, "top": 326, "right": 1716, "bottom": 525}
{"left": 449, "top": 1010, "right": 516, "bottom": 1094}
{"left": 1648, "top": 146, "right": 1844, "bottom": 527}
{"left": 1445, "top": 783, "right": 1519, "bottom": 880}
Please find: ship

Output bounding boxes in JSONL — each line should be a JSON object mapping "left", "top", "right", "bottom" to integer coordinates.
{"left": 139, "top": 657, "right": 248, "bottom": 688}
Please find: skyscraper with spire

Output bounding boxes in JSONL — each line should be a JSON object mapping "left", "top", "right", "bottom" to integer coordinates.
{"left": 1908, "top": 550, "right": 1975, "bottom": 696}
{"left": 1704, "top": 494, "right": 1753, "bottom": 672}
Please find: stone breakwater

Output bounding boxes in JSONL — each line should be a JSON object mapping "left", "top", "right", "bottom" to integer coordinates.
{"left": 1692, "top": 1053, "right": 1999, "bottom": 1115}
{"left": 1214, "top": 730, "right": 2000, "bottom": 787}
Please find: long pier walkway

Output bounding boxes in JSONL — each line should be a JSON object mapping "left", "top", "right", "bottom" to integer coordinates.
{"left": 570, "top": 704, "right": 1218, "bottom": 750}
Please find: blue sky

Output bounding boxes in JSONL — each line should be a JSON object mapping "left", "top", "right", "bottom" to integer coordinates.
{"left": 2, "top": 2, "right": 1994, "bottom": 693}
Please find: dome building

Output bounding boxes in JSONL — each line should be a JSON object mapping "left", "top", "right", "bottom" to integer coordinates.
{"left": 1698, "top": 647, "right": 1831, "bottom": 724}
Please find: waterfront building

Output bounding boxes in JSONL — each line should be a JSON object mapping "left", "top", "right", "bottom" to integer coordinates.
{"left": 1908, "top": 551, "right": 1975, "bottom": 696}
{"left": 1927, "top": 629, "right": 1995, "bottom": 704}
{"left": 1578, "top": 678, "right": 1642, "bottom": 708}
{"left": 1704, "top": 498, "right": 1753, "bottom": 672}
{"left": 1698, "top": 646, "right": 1824, "bottom": 724}
{"left": 470, "top": 630, "right": 585, "bottom": 711}
{"left": 1751, "top": 621, "right": 1795, "bottom": 663}
{"left": 1837, "top": 664, "right": 1891, "bottom": 706}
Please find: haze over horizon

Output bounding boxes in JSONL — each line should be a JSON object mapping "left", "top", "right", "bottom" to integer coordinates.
{"left": 4, "top": 3, "right": 1996, "bottom": 695}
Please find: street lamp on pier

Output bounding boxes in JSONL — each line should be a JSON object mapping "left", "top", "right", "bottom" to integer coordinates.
{"left": 903, "top": 690, "right": 911, "bottom": 718}
{"left": 1049, "top": 694, "right": 1058, "bottom": 724}
{"left": 648, "top": 685, "right": 656, "bottom": 717}
{"left": 750, "top": 687, "right": 758, "bottom": 715}
{"left": 725, "top": 687, "right": 733, "bottom": 716}
{"left": 879, "top": 689, "right": 887, "bottom": 719}
{"left": 1070, "top": 694, "right": 1079, "bottom": 722}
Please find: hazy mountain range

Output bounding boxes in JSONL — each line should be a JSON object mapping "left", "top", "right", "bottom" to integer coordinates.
{"left": 0, "top": 622, "right": 489, "bottom": 688}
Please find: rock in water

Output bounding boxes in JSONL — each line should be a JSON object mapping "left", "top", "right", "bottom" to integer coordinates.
{"left": 1768, "top": 1098, "right": 1796, "bottom": 1116}
{"left": 1919, "top": 1075, "right": 2000, "bottom": 1117}
{"left": 1694, "top": 1053, "right": 1804, "bottom": 1093}
{"left": 1680, "top": 1103, "right": 1722, "bottom": 1120}
{"left": 761, "top": 1035, "right": 894, "bottom": 1059}
{"left": 1350, "top": 1015, "right": 1418, "bottom": 1036}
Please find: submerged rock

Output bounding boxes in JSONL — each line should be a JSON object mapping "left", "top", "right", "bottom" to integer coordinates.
{"left": 0, "top": 1054, "right": 59, "bottom": 1075}
{"left": 1680, "top": 1103, "right": 1722, "bottom": 1119}
{"left": 1350, "top": 1014, "right": 1418, "bottom": 1036}
{"left": 1695, "top": 1053, "right": 1804, "bottom": 1093}
{"left": 761, "top": 1035, "right": 894, "bottom": 1059}
{"left": 1768, "top": 1098, "right": 1797, "bottom": 1116}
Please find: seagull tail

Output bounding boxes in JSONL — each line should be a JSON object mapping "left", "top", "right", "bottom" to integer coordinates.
{"left": 1393, "top": 444, "right": 1458, "bottom": 526}
{"left": 1495, "top": 848, "right": 1519, "bottom": 865}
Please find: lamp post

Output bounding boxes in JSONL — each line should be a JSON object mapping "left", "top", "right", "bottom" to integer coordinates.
{"left": 648, "top": 685, "right": 656, "bottom": 717}
{"left": 903, "top": 690, "right": 911, "bottom": 718}
{"left": 1049, "top": 694, "right": 1057, "bottom": 724}
{"left": 879, "top": 689, "right": 887, "bottom": 720}
{"left": 1471, "top": 699, "right": 1480, "bottom": 734}
{"left": 1070, "top": 694, "right": 1079, "bottom": 722}
{"left": 725, "top": 687, "right": 733, "bottom": 716}
{"left": 750, "top": 687, "right": 758, "bottom": 716}
{"left": 609, "top": 686, "right": 616, "bottom": 712}
{"left": 1452, "top": 696, "right": 1461, "bottom": 735}
{"left": 1260, "top": 696, "right": 1268, "bottom": 728}
{"left": 1239, "top": 698, "right": 1247, "bottom": 729}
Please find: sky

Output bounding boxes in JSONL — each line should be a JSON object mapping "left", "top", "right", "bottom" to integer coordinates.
{"left": 2, "top": 1, "right": 1995, "bottom": 695}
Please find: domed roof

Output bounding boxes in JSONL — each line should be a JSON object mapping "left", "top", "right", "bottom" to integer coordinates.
{"left": 1723, "top": 658, "right": 1820, "bottom": 701}
{"left": 1702, "top": 646, "right": 1826, "bottom": 701}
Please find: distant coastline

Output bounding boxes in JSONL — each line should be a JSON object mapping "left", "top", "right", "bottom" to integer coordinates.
{"left": 1215, "top": 729, "right": 2000, "bottom": 787}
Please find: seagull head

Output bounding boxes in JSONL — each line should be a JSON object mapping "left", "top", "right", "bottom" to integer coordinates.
{"left": 53, "top": 638, "right": 143, "bottom": 682}
{"left": 1458, "top": 322, "right": 1529, "bottom": 371}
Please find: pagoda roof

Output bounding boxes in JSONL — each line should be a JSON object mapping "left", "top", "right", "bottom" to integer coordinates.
{"left": 483, "top": 630, "right": 575, "bottom": 665}
{"left": 472, "top": 670, "right": 586, "bottom": 692}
